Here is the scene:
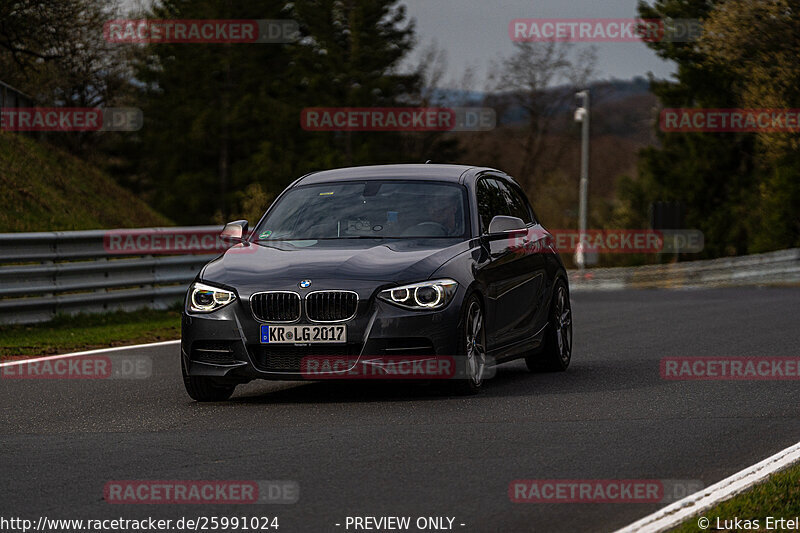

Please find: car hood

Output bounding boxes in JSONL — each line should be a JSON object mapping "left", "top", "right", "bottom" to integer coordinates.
{"left": 200, "top": 239, "right": 470, "bottom": 289}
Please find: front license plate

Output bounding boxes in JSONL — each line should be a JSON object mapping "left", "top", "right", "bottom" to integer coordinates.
{"left": 260, "top": 324, "right": 347, "bottom": 344}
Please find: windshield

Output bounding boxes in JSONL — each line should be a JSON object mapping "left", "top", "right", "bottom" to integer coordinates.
{"left": 253, "top": 180, "right": 469, "bottom": 240}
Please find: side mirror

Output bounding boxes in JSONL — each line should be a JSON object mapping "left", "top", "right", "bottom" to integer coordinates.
{"left": 487, "top": 215, "right": 527, "bottom": 238}
{"left": 220, "top": 220, "right": 249, "bottom": 241}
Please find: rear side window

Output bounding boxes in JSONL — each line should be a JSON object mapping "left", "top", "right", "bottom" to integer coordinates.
{"left": 476, "top": 178, "right": 509, "bottom": 232}
{"left": 495, "top": 180, "right": 533, "bottom": 224}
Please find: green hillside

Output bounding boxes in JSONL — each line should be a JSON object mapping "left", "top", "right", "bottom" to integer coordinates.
{"left": 0, "top": 131, "right": 171, "bottom": 231}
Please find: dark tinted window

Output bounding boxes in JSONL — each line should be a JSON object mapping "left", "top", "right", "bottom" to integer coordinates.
{"left": 476, "top": 178, "right": 509, "bottom": 232}
{"left": 495, "top": 180, "right": 532, "bottom": 224}
{"left": 254, "top": 181, "right": 468, "bottom": 239}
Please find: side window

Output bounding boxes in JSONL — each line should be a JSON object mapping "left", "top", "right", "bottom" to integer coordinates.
{"left": 497, "top": 181, "right": 533, "bottom": 224}
{"left": 520, "top": 188, "right": 538, "bottom": 224}
{"left": 476, "top": 178, "right": 509, "bottom": 232}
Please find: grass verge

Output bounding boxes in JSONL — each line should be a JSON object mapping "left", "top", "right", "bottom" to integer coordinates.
{"left": 0, "top": 308, "right": 181, "bottom": 359}
{"left": 671, "top": 461, "right": 800, "bottom": 532}
{"left": 0, "top": 130, "right": 171, "bottom": 231}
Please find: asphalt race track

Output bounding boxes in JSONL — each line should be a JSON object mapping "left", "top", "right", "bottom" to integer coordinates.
{"left": 1, "top": 287, "right": 799, "bottom": 533}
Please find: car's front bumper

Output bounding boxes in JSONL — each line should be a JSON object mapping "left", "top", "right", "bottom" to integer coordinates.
{"left": 181, "top": 280, "right": 465, "bottom": 382}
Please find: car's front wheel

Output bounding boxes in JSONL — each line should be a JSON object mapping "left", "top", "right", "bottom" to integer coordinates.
{"left": 526, "top": 277, "right": 572, "bottom": 372}
{"left": 181, "top": 357, "right": 237, "bottom": 402}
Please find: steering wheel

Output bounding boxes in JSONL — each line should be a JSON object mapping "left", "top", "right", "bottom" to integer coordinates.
{"left": 403, "top": 221, "right": 449, "bottom": 237}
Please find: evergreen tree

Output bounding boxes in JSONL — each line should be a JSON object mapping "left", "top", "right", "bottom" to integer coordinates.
{"left": 133, "top": 0, "right": 294, "bottom": 224}
{"left": 617, "top": 0, "right": 800, "bottom": 256}
{"left": 133, "top": 0, "right": 439, "bottom": 224}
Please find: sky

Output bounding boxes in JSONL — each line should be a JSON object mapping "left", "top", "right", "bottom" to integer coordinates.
{"left": 399, "top": 0, "right": 676, "bottom": 90}
{"left": 119, "top": 0, "right": 677, "bottom": 90}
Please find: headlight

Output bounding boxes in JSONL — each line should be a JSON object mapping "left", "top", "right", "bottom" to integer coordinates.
{"left": 378, "top": 279, "right": 458, "bottom": 310}
{"left": 188, "top": 282, "right": 237, "bottom": 313}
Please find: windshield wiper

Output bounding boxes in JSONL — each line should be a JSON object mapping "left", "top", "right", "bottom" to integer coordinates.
{"left": 324, "top": 236, "right": 404, "bottom": 239}
{"left": 324, "top": 235, "right": 458, "bottom": 239}
{"left": 255, "top": 236, "right": 398, "bottom": 241}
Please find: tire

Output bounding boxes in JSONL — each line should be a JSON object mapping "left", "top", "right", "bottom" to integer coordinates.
{"left": 452, "top": 294, "right": 487, "bottom": 395}
{"left": 526, "top": 277, "right": 572, "bottom": 372}
{"left": 181, "top": 357, "right": 237, "bottom": 402}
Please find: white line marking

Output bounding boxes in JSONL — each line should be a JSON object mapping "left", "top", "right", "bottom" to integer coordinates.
{"left": 614, "top": 440, "right": 800, "bottom": 533}
{"left": 0, "top": 339, "right": 180, "bottom": 367}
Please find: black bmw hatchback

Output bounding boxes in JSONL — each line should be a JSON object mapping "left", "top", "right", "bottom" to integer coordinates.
{"left": 181, "top": 164, "right": 572, "bottom": 400}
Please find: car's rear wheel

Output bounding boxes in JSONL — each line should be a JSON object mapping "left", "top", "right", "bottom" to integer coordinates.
{"left": 453, "top": 294, "right": 487, "bottom": 395}
{"left": 181, "top": 357, "right": 237, "bottom": 402}
{"left": 526, "top": 278, "right": 572, "bottom": 372}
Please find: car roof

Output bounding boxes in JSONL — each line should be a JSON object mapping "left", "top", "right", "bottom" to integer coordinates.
{"left": 293, "top": 164, "right": 506, "bottom": 186}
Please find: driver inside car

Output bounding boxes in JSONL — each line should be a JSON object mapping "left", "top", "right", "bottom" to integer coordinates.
{"left": 401, "top": 195, "right": 459, "bottom": 237}
{"left": 425, "top": 199, "right": 458, "bottom": 236}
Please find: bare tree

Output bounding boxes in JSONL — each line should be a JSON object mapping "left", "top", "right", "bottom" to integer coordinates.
{"left": 0, "top": 0, "right": 131, "bottom": 108}
{"left": 488, "top": 41, "right": 597, "bottom": 188}
{"left": 414, "top": 41, "right": 449, "bottom": 106}
{"left": 0, "top": 0, "right": 85, "bottom": 68}
{"left": 397, "top": 41, "right": 464, "bottom": 163}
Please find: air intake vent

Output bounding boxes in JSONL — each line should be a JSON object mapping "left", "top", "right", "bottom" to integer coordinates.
{"left": 306, "top": 291, "right": 358, "bottom": 322}
{"left": 249, "top": 344, "right": 361, "bottom": 372}
{"left": 250, "top": 292, "right": 301, "bottom": 322}
{"left": 191, "top": 341, "right": 236, "bottom": 364}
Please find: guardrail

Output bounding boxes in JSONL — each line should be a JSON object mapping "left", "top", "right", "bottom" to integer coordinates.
{"left": 0, "top": 227, "right": 223, "bottom": 324}
{"left": 0, "top": 79, "right": 34, "bottom": 111}
{"left": 1, "top": 226, "right": 798, "bottom": 324}
{"left": 569, "top": 248, "right": 800, "bottom": 291}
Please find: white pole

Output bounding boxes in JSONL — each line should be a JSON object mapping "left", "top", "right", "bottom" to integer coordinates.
{"left": 575, "top": 90, "right": 590, "bottom": 270}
